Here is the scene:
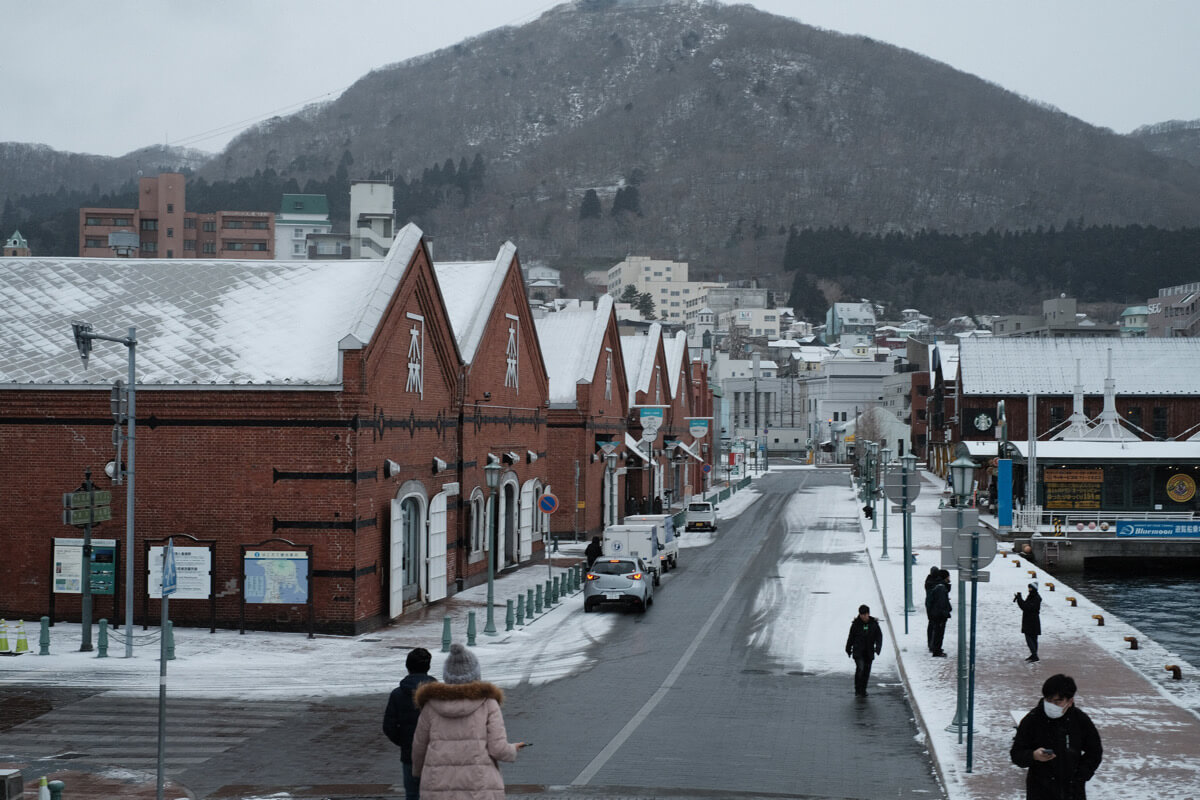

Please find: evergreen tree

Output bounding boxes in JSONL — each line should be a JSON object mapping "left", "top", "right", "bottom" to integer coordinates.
{"left": 579, "top": 189, "right": 602, "bottom": 220}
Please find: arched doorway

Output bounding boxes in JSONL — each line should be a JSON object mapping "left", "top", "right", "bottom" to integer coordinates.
{"left": 503, "top": 481, "right": 518, "bottom": 567}
{"left": 389, "top": 489, "right": 426, "bottom": 618}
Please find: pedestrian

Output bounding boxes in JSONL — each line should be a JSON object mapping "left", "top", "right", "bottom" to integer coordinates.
{"left": 1015, "top": 582, "right": 1042, "bottom": 662}
{"left": 925, "top": 569, "right": 952, "bottom": 657}
{"left": 382, "top": 647, "right": 438, "bottom": 800}
{"left": 652, "top": 495, "right": 663, "bottom": 514}
{"left": 1010, "top": 673, "right": 1102, "bottom": 799}
{"left": 585, "top": 535, "right": 603, "bottom": 568}
{"left": 412, "top": 643, "right": 527, "bottom": 799}
{"left": 845, "top": 604, "right": 883, "bottom": 697}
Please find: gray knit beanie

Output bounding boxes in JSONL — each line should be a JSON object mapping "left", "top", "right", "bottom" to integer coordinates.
{"left": 442, "top": 643, "right": 481, "bottom": 684}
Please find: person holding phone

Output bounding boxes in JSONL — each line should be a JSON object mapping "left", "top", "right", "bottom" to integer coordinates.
{"left": 1011, "top": 674, "right": 1102, "bottom": 799}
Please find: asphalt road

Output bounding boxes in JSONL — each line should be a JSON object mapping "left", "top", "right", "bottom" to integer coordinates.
{"left": 0, "top": 469, "right": 946, "bottom": 799}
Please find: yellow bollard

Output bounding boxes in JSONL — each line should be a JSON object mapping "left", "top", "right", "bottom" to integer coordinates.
{"left": 1066, "top": 596, "right": 1077, "bottom": 607}
{"left": 1092, "top": 614, "right": 1104, "bottom": 626}
{"left": 1027, "top": 570, "right": 1038, "bottom": 579}
{"left": 1044, "top": 582, "right": 1055, "bottom": 592}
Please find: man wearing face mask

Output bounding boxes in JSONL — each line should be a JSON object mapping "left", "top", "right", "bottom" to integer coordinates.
{"left": 1011, "top": 674, "right": 1103, "bottom": 799}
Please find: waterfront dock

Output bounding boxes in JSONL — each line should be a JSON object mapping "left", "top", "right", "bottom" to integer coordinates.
{"left": 868, "top": 471, "right": 1200, "bottom": 799}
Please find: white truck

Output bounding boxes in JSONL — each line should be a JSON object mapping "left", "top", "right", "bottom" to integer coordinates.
{"left": 623, "top": 513, "right": 680, "bottom": 571}
{"left": 685, "top": 500, "right": 718, "bottom": 532}
{"left": 602, "top": 523, "right": 664, "bottom": 585}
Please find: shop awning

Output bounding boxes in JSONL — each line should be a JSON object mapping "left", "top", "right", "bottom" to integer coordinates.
{"left": 674, "top": 441, "right": 704, "bottom": 462}
{"left": 624, "top": 432, "right": 651, "bottom": 462}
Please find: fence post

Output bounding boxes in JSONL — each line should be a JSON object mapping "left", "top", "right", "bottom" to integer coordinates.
{"left": 505, "top": 600, "right": 514, "bottom": 632}
{"left": 97, "top": 619, "right": 108, "bottom": 658}
{"left": 441, "top": 616, "right": 452, "bottom": 652}
{"left": 516, "top": 594, "right": 525, "bottom": 626}
{"left": 467, "top": 612, "right": 477, "bottom": 647}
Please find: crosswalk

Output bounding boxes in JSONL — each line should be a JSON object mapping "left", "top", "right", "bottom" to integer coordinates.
{"left": 0, "top": 693, "right": 310, "bottom": 770}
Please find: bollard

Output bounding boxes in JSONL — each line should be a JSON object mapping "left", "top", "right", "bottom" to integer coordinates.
{"left": 467, "top": 611, "right": 477, "bottom": 647}
{"left": 441, "top": 616, "right": 452, "bottom": 652}
{"left": 97, "top": 619, "right": 108, "bottom": 658}
{"left": 1092, "top": 614, "right": 1104, "bottom": 626}
{"left": 1044, "top": 582, "right": 1055, "bottom": 592}
{"left": 516, "top": 594, "right": 525, "bottom": 626}
{"left": 48, "top": 780, "right": 65, "bottom": 800}
{"left": 526, "top": 587, "right": 535, "bottom": 617}
{"left": 1027, "top": 570, "right": 1037, "bottom": 579}
{"left": 575, "top": 564, "right": 583, "bottom": 590}
{"left": 1066, "top": 597, "right": 1077, "bottom": 607}
{"left": 544, "top": 579, "right": 553, "bottom": 606}
{"left": 39, "top": 616, "right": 50, "bottom": 656}
{"left": 535, "top": 585, "right": 543, "bottom": 614}
{"left": 505, "top": 599, "right": 514, "bottom": 632}
{"left": 1124, "top": 636, "right": 1138, "bottom": 650}
{"left": 166, "top": 621, "right": 175, "bottom": 661}
{"left": 1165, "top": 664, "right": 1182, "bottom": 680}
{"left": 1012, "top": 559, "right": 1021, "bottom": 566}
{"left": 552, "top": 576, "right": 561, "bottom": 604}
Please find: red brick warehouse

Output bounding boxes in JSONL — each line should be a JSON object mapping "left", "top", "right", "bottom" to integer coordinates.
{"left": 0, "top": 224, "right": 465, "bottom": 634}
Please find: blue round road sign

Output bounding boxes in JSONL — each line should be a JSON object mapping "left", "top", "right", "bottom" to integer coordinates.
{"left": 539, "top": 492, "right": 560, "bottom": 514}
{"left": 702, "top": 464, "right": 712, "bottom": 474}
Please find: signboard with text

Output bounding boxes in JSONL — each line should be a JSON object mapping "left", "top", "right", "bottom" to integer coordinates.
{"left": 1116, "top": 521, "right": 1200, "bottom": 538}
{"left": 52, "top": 538, "right": 117, "bottom": 595}
{"left": 148, "top": 545, "right": 212, "bottom": 599}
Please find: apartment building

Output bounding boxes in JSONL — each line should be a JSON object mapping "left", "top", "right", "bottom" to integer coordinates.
{"left": 1146, "top": 281, "right": 1200, "bottom": 337}
{"left": 79, "top": 173, "right": 274, "bottom": 259}
{"left": 350, "top": 181, "right": 394, "bottom": 258}
{"left": 275, "top": 194, "right": 333, "bottom": 260}
{"left": 606, "top": 255, "right": 718, "bottom": 325}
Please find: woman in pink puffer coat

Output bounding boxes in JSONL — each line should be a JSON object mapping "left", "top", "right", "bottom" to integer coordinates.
{"left": 412, "top": 643, "right": 526, "bottom": 799}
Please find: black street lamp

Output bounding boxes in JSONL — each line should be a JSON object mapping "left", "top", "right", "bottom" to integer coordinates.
{"left": 484, "top": 459, "right": 502, "bottom": 636}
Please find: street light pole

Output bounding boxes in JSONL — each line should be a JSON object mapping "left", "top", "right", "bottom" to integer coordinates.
{"left": 72, "top": 322, "right": 137, "bottom": 658}
{"left": 946, "top": 455, "right": 975, "bottom": 741}
{"left": 879, "top": 447, "right": 892, "bottom": 559}
{"left": 868, "top": 442, "right": 878, "bottom": 532}
{"left": 484, "top": 460, "right": 501, "bottom": 635}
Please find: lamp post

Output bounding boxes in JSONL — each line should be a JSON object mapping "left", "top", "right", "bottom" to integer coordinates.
{"left": 946, "top": 455, "right": 976, "bottom": 740}
{"left": 901, "top": 452, "right": 917, "bottom": 616}
{"left": 606, "top": 451, "right": 619, "bottom": 526}
{"left": 71, "top": 321, "right": 137, "bottom": 659}
{"left": 867, "top": 442, "right": 879, "bottom": 532}
{"left": 879, "top": 446, "right": 892, "bottom": 559}
{"left": 484, "top": 460, "right": 501, "bottom": 635}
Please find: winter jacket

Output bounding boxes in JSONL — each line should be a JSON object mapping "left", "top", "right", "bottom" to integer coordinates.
{"left": 845, "top": 615, "right": 883, "bottom": 659}
{"left": 923, "top": 567, "right": 942, "bottom": 596}
{"left": 925, "top": 581, "right": 952, "bottom": 620}
{"left": 1011, "top": 701, "right": 1102, "bottom": 800}
{"left": 1017, "top": 590, "right": 1042, "bottom": 635}
{"left": 585, "top": 539, "right": 603, "bottom": 567}
{"left": 412, "top": 680, "right": 518, "bottom": 800}
{"left": 382, "top": 672, "right": 437, "bottom": 763}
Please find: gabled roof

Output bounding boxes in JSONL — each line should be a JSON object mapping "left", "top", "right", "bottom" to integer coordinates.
{"left": 959, "top": 338, "right": 1200, "bottom": 395}
{"left": 663, "top": 330, "right": 688, "bottom": 398}
{"left": 0, "top": 223, "right": 423, "bottom": 387}
{"left": 533, "top": 295, "right": 614, "bottom": 405}
{"left": 433, "top": 241, "right": 516, "bottom": 364}
{"left": 621, "top": 323, "right": 662, "bottom": 405}
{"left": 5, "top": 230, "right": 28, "bottom": 247}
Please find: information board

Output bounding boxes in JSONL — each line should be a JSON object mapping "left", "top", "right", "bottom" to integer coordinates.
{"left": 148, "top": 546, "right": 212, "bottom": 600}
{"left": 243, "top": 550, "right": 308, "bottom": 604}
{"left": 1045, "top": 481, "right": 1101, "bottom": 510}
{"left": 52, "top": 538, "right": 117, "bottom": 595}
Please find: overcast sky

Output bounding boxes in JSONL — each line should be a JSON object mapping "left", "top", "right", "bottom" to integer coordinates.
{"left": 4, "top": 0, "right": 1198, "bottom": 157}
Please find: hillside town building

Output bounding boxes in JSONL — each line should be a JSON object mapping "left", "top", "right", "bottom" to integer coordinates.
{"left": 274, "top": 194, "right": 333, "bottom": 259}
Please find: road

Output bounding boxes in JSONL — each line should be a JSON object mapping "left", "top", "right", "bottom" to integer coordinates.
{"left": 0, "top": 469, "right": 945, "bottom": 799}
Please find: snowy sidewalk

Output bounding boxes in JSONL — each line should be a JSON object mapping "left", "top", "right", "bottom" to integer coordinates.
{"left": 864, "top": 470, "right": 1200, "bottom": 800}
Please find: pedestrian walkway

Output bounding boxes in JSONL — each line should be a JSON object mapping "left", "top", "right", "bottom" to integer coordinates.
{"left": 863, "top": 470, "right": 1200, "bottom": 800}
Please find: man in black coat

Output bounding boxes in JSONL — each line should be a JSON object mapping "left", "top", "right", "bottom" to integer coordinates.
{"left": 1016, "top": 582, "right": 1043, "bottom": 662}
{"left": 925, "top": 569, "right": 952, "bottom": 657}
{"left": 844, "top": 604, "right": 883, "bottom": 696}
{"left": 585, "top": 536, "right": 603, "bottom": 568}
{"left": 383, "top": 647, "right": 437, "bottom": 800}
{"left": 1011, "top": 673, "right": 1102, "bottom": 799}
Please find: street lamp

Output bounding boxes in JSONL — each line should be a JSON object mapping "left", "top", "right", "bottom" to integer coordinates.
{"left": 484, "top": 459, "right": 502, "bottom": 636}
{"left": 901, "top": 452, "right": 917, "bottom": 616}
{"left": 71, "top": 321, "right": 137, "bottom": 659}
{"left": 947, "top": 455, "right": 976, "bottom": 740}
{"left": 867, "top": 442, "right": 879, "bottom": 532}
{"left": 879, "top": 447, "right": 892, "bottom": 559}
{"left": 606, "top": 451, "right": 619, "bottom": 526}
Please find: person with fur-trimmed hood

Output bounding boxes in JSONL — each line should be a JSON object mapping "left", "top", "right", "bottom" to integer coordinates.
{"left": 412, "top": 642, "right": 527, "bottom": 799}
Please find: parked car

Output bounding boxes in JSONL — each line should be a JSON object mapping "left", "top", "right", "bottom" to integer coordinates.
{"left": 685, "top": 501, "right": 718, "bottom": 532}
{"left": 584, "top": 557, "right": 654, "bottom": 613}
{"left": 623, "top": 514, "right": 679, "bottom": 570}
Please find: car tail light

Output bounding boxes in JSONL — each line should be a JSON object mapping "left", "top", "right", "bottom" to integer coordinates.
{"left": 629, "top": 573, "right": 643, "bottom": 580}
{"left": 586, "top": 573, "right": 598, "bottom": 581}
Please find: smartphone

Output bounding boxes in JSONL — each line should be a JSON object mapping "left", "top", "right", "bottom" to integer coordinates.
{"left": 523, "top": 742, "right": 534, "bottom": 748}
{"left": 1042, "top": 748, "right": 1054, "bottom": 756}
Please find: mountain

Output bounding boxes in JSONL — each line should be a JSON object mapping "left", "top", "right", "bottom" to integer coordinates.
{"left": 0, "top": 143, "right": 211, "bottom": 200}
{"left": 1127, "top": 120, "right": 1200, "bottom": 168}
{"left": 202, "top": 0, "right": 1200, "bottom": 270}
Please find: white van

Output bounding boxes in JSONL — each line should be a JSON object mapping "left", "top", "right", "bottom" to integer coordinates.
{"left": 685, "top": 501, "right": 718, "bottom": 532}
{"left": 623, "top": 514, "right": 679, "bottom": 571}
{"left": 602, "top": 523, "right": 663, "bottom": 585}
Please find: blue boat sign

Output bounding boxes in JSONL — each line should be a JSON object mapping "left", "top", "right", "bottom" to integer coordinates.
{"left": 1116, "top": 521, "right": 1200, "bottom": 538}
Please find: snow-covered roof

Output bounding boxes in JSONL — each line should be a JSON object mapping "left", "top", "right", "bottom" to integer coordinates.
{"left": 960, "top": 338, "right": 1200, "bottom": 395}
{"left": 433, "top": 241, "right": 516, "bottom": 364}
{"left": 663, "top": 330, "right": 688, "bottom": 398}
{"left": 961, "top": 439, "right": 1200, "bottom": 461}
{"left": 767, "top": 339, "right": 801, "bottom": 348}
{"left": 621, "top": 324, "right": 662, "bottom": 404}
{"left": 935, "top": 343, "right": 959, "bottom": 383}
{"left": 0, "top": 224, "right": 424, "bottom": 387}
{"left": 533, "top": 295, "right": 613, "bottom": 405}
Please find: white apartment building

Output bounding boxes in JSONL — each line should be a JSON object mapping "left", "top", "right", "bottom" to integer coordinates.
{"left": 719, "top": 307, "right": 783, "bottom": 339}
{"left": 607, "top": 256, "right": 719, "bottom": 325}
{"left": 274, "top": 194, "right": 333, "bottom": 260}
{"left": 350, "top": 181, "right": 394, "bottom": 258}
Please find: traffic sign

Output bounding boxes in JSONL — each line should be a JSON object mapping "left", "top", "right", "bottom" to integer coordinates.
{"left": 883, "top": 469, "right": 922, "bottom": 504}
{"left": 538, "top": 492, "right": 560, "bottom": 514}
{"left": 63, "top": 505, "right": 113, "bottom": 526}
{"left": 63, "top": 490, "right": 112, "bottom": 508}
{"left": 953, "top": 530, "right": 998, "bottom": 568}
{"left": 702, "top": 464, "right": 712, "bottom": 474}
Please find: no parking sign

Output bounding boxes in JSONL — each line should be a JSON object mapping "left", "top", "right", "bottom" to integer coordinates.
{"left": 539, "top": 492, "right": 560, "bottom": 514}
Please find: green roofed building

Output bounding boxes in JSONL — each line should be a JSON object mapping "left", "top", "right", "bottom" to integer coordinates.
{"left": 276, "top": 194, "right": 333, "bottom": 260}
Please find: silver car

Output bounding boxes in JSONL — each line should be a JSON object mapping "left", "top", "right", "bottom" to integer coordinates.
{"left": 583, "top": 557, "right": 654, "bottom": 613}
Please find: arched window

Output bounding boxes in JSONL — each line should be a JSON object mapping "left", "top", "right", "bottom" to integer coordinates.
{"left": 469, "top": 487, "right": 486, "bottom": 552}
